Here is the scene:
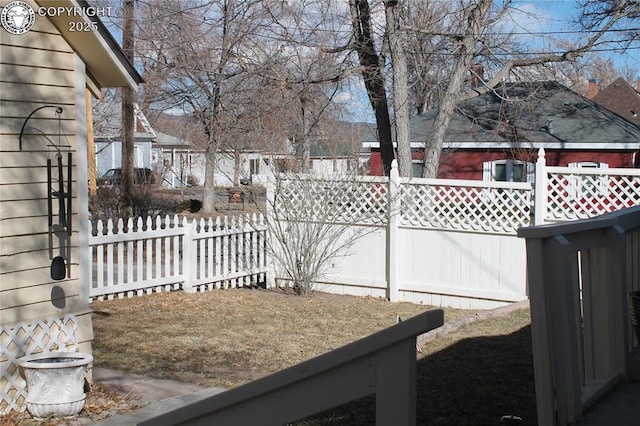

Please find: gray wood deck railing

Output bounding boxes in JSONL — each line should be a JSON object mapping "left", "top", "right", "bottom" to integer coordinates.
{"left": 518, "top": 206, "right": 640, "bottom": 425}
{"left": 139, "top": 309, "right": 444, "bottom": 426}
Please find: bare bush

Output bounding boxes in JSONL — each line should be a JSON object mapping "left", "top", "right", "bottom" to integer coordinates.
{"left": 261, "top": 171, "right": 387, "bottom": 296}
{"left": 90, "top": 187, "right": 182, "bottom": 223}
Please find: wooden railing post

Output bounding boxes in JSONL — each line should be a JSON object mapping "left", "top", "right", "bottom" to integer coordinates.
{"left": 375, "top": 336, "right": 417, "bottom": 424}
{"left": 519, "top": 206, "right": 640, "bottom": 425}
{"left": 548, "top": 235, "right": 582, "bottom": 424}
{"left": 605, "top": 224, "right": 629, "bottom": 377}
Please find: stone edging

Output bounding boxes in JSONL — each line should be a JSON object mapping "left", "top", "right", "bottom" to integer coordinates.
{"left": 417, "top": 299, "right": 530, "bottom": 346}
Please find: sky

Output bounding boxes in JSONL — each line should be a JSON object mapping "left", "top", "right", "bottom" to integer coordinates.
{"left": 345, "top": 0, "right": 639, "bottom": 122}
{"left": 97, "top": 0, "right": 638, "bottom": 122}
{"left": 509, "top": 0, "right": 639, "bottom": 70}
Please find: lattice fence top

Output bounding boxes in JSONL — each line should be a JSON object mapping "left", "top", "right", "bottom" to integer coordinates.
{"left": 399, "top": 178, "right": 533, "bottom": 234}
{"left": 275, "top": 174, "right": 389, "bottom": 225}
{"left": 1, "top": 314, "right": 79, "bottom": 414}
{"left": 546, "top": 168, "right": 640, "bottom": 221}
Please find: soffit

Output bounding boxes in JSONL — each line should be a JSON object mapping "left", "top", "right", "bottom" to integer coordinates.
{"left": 35, "top": 0, "right": 143, "bottom": 92}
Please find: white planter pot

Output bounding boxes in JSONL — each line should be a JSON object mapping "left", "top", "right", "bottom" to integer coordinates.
{"left": 17, "top": 352, "right": 93, "bottom": 419}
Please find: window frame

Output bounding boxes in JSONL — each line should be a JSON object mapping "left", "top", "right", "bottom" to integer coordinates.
{"left": 483, "top": 159, "right": 533, "bottom": 183}
{"left": 568, "top": 161, "right": 609, "bottom": 198}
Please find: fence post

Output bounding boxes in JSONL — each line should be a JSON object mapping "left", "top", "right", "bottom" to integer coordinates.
{"left": 264, "top": 174, "right": 277, "bottom": 288}
{"left": 534, "top": 148, "right": 547, "bottom": 225}
{"left": 387, "top": 160, "right": 399, "bottom": 302}
{"left": 182, "top": 216, "right": 196, "bottom": 293}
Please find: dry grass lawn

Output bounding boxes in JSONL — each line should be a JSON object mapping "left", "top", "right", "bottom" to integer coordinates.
{"left": 91, "top": 288, "right": 473, "bottom": 388}
{"left": 91, "top": 288, "right": 536, "bottom": 425}
{"left": 3, "top": 288, "right": 535, "bottom": 425}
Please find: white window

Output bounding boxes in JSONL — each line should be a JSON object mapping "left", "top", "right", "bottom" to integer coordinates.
{"left": 568, "top": 161, "right": 609, "bottom": 198}
{"left": 134, "top": 144, "right": 143, "bottom": 168}
{"left": 250, "top": 159, "right": 260, "bottom": 176}
{"left": 411, "top": 160, "right": 423, "bottom": 178}
{"left": 483, "top": 159, "right": 534, "bottom": 182}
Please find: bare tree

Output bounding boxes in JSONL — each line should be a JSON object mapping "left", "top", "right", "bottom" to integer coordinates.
{"left": 136, "top": 0, "right": 275, "bottom": 213}
{"left": 136, "top": 0, "right": 353, "bottom": 210}
{"left": 261, "top": 1, "right": 365, "bottom": 171}
{"left": 339, "top": 0, "right": 635, "bottom": 178}
{"left": 349, "top": 0, "right": 395, "bottom": 176}
{"left": 422, "top": 0, "right": 496, "bottom": 178}
{"left": 121, "top": 0, "right": 135, "bottom": 211}
{"left": 421, "top": 0, "right": 637, "bottom": 177}
{"left": 385, "top": 0, "right": 411, "bottom": 177}
{"left": 404, "top": 2, "right": 456, "bottom": 115}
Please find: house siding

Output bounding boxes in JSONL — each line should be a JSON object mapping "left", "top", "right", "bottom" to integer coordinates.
{"left": 440, "top": 150, "right": 637, "bottom": 180}
{"left": 369, "top": 149, "right": 638, "bottom": 179}
{"left": 0, "top": 0, "right": 92, "bottom": 403}
{"left": 94, "top": 138, "right": 155, "bottom": 176}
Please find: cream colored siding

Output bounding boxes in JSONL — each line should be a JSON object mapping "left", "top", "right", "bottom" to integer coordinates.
{"left": 0, "top": 1, "right": 82, "bottom": 327}
{"left": 1, "top": 0, "right": 141, "bottom": 413}
{"left": 0, "top": 43, "right": 75, "bottom": 69}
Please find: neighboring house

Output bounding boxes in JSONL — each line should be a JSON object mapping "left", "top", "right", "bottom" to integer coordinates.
{"left": 93, "top": 103, "right": 159, "bottom": 177}
{"left": 308, "top": 139, "right": 361, "bottom": 175}
{"left": 155, "top": 114, "right": 369, "bottom": 183}
{"left": 302, "top": 121, "right": 372, "bottom": 175}
{"left": 589, "top": 77, "right": 640, "bottom": 127}
{"left": 0, "top": 0, "right": 142, "bottom": 413}
{"left": 156, "top": 130, "right": 267, "bottom": 187}
{"left": 363, "top": 81, "right": 640, "bottom": 180}
{"left": 155, "top": 131, "right": 204, "bottom": 187}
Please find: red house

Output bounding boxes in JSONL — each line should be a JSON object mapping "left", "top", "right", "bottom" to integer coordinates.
{"left": 589, "top": 77, "right": 640, "bottom": 127}
{"left": 363, "top": 81, "right": 640, "bottom": 180}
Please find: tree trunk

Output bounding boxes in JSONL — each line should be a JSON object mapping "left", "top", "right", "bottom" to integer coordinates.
{"left": 422, "top": 0, "right": 492, "bottom": 178}
{"left": 350, "top": 0, "right": 395, "bottom": 176}
{"left": 201, "top": 0, "right": 238, "bottom": 214}
{"left": 86, "top": 89, "right": 97, "bottom": 199}
{"left": 233, "top": 147, "right": 241, "bottom": 187}
{"left": 386, "top": 0, "right": 411, "bottom": 177}
{"left": 301, "top": 99, "right": 311, "bottom": 172}
{"left": 121, "top": 0, "right": 135, "bottom": 211}
{"left": 202, "top": 142, "right": 217, "bottom": 213}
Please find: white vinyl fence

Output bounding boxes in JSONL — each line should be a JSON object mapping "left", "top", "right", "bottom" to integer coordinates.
{"left": 88, "top": 149, "right": 640, "bottom": 308}
{"left": 272, "top": 166, "right": 533, "bottom": 309}
{"left": 268, "top": 151, "right": 639, "bottom": 309}
{"left": 89, "top": 214, "right": 267, "bottom": 300}
{"left": 535, "top": 148, "right": 640, "bottom": 223}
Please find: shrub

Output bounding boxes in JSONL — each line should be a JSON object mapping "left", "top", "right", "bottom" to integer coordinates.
{"left": 91, "top": 187, "right": 182, "bottom": 223}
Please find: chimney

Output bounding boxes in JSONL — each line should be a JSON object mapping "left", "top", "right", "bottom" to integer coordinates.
{"left": 470, "top": 63, "right": 484, "bottom": 88}
{"left": 637, "top": 79, "right": 640, "bottom": 93}
{"left": 587, "top": 79, "right": 598, "bottom": 99}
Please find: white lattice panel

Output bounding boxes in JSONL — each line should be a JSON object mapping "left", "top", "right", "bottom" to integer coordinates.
{"left": 400, "top": 182, "right": 532, "bottom": 234}
{"left": 276, "top": 176, "right": 388, "bottom": 225}
{"left": 547, "top": 172, "right": 640, "bottom": 221}
{"left": 0, "top": 314, "right": 79, "bottom": 414}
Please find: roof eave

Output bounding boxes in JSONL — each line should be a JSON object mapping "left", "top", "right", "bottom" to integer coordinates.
{"left": 36, "top": 0, "right": 143, "bottom": 93}
{"left": 362, "top": 141, "right": 640, "bottom": 150}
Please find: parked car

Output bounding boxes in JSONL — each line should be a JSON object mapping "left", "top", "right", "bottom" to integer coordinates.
{"left": 96, "top": 168, "right": 156, "bottom": 188}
